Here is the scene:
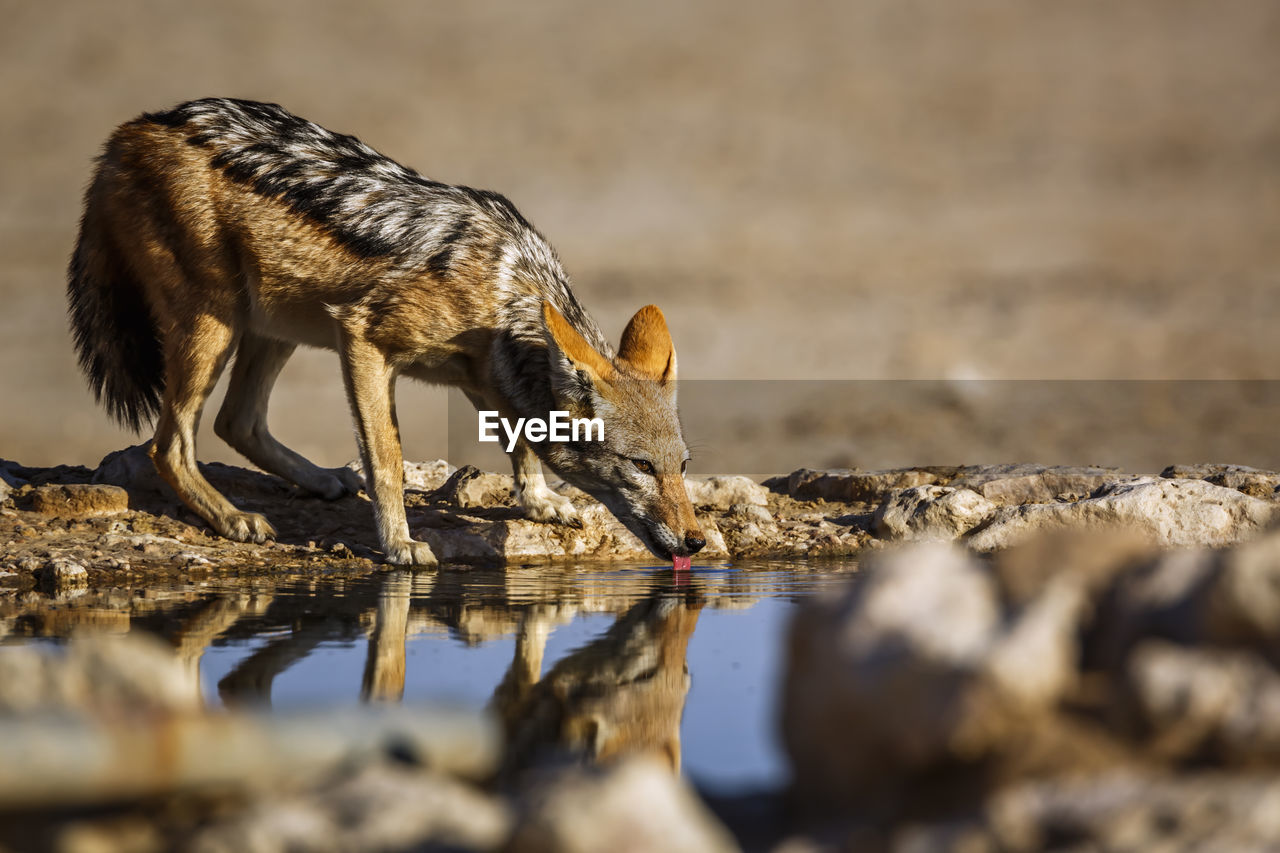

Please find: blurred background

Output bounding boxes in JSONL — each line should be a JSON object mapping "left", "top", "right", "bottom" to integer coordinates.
{"left": 2, "top": 0, "right": 1278, "bottom": 473}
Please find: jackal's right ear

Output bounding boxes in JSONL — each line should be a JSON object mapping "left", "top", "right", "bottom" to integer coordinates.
{"left": 543, "top": 302, "right": 615, "bottom": 401}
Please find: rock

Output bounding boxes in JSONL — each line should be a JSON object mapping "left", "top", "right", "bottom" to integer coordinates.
{"left": 188, "top": 763, "right": 510, "bottom": 853}
{"left": 873, "top": 485, "right": 996, "bottom": 541}
{"left": 1198, "top": 529, "right": 1280, "bottom": 647}
{"left": 781, "top": 541, "right": 1104, "bottom": 816}
{"left": 28, "top": 484, "right": 129, "bottom": 518}
{"left": 991, "top": 526, "right": 1157, "bottom": 607}
{"left": 685, "top": 475, "right": 768, "bottom": 510}
{"left": 786, "top": 467, "right": 940, "bottom": 503}
{"left": 1162, "top": 463, "right": 1280, "bottom": 500}
{"left": 1087, "top": 548, "right": 1219, "bottom": 672}
{"left": 416, "top": 504, "right": 649, "bottom": 564}
{"left": 726, "top": 503, "right": 774, "bottom": 525}
{"left": 950, "top": 464, "right": 1131, "bottom": 505}
{"left": 412, "top": 483, "right": 732, "bottom": 564}
{"left": 428, "top": 465, "right": 515, "bottom": 508}
{"left": 968, "top": 478, "right": 1279, "bottom": 553}
{"left": 507, "top": 758, "right": 737, "bottom": 853}
{"left": 987, "top": 772, "right": 1280, "bottom": 852}
{"left": 0, "top": 633, "right": 198, "bottom": 715}
{"left": 1128, "top": 642, "right": 1280, "bottom": 763}
{"left": 700, "top": 521, "right": 729, "bottom": 558}
{"left": 0, "top": 461, "right": 23, "bottom": 503}
{"left": 93, "top": 443, "right": 167, "bottom": 493}
{"left": 1064, "top": 531, "right": 1280, "bottom": 671}
{"left": 35, "top": 557, "right": 88, "bottom": 593}
{"left": 399, "top": 459, "right": 454, "bottom": 492}
{"left": 983, "top": 574, "right": 1087, "bottom": 707}
{"left": 781, "top": 543, "right": 1001, "bottom": 812}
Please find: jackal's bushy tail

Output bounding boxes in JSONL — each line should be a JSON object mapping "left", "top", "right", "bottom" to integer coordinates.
{"left": 67, "top": 196, "right": 163, "bottom": 432}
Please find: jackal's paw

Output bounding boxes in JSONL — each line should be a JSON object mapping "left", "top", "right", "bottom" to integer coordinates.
{"left": 220, "top": 511, "right": 276, "bottom": 544}
{"left": 301, "top": 466, "right": 364, "bottom": 500}
{"left": 522, "top": 490, "right": 583, "bottom": 528}
{"left": 383, "top": 538, "right": 439, "bottom": 567}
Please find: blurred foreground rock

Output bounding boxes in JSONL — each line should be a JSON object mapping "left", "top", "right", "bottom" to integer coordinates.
{"left": 508, "top": 759, "right": 738, "bottom": 853}
{"left": 781, "top": 527, "right": 1280, "bottom": 848}
{"left": 0, "top": 634, "right": 733, "bottom": 852}
{"left": 187, "top": 763, "right": 512, "bottom": 853}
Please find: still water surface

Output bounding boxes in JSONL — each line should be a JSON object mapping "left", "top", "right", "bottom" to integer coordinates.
{"left": 4, "top": 561, "right": 856, "bottom": 794}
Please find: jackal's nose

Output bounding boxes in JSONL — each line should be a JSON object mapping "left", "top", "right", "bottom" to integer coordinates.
{"left": 684, "top": 534, "right": 706, "bottom": 555}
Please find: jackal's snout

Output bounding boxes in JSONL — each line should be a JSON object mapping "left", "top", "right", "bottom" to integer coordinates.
{"left": 649, "top": 473, "right": 705, "bottom": 558}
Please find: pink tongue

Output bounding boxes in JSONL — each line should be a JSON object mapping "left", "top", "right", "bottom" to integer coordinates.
{"left": 672, "top": 555, "right": 692, "bottom": 571}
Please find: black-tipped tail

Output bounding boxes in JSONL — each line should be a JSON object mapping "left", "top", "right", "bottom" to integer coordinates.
{"left": 67, "top": 201, "right": 163, "bottom": 432}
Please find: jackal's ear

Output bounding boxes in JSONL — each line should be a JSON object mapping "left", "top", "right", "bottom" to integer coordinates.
{"left": 543, "top": 302, "right": 615, "bottom": 396}
{"left": 617, "top": 305, "right": 677, "bottom": 383}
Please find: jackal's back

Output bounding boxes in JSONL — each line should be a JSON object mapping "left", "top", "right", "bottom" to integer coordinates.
{"left": 142, "top": 99, "right": 561, "bottom": 278}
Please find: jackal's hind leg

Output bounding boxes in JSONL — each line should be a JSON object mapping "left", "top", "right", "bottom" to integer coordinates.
{"left": 214, "top": 333, "right": 363, "bottom": 499}
{"left": 150, "top": 315, "right": 275, "bottom": 544}
{"left": 511, "top": 439, "right": 582, "bottom": 528}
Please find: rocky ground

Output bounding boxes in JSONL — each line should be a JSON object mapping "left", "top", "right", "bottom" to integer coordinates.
{"left": 4, "top": 451, "right": 1280, "bottom": 850}
{"left": 3, "top": 447, "right": 1278, "bottom": 591}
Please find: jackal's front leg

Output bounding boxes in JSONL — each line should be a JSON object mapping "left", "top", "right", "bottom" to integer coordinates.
{"left": 337, "top": 326, "right": 437, "bottom": 567}
{"left": 511, "top": 439, "right": 582, "bottom": 528}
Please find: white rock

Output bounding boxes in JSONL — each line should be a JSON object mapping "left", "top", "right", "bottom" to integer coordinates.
{"left": 968, "top": 478, "right": 1280, "bottom": 553}
{"left": 685, "top": 475, "right": 768, "bottom": 510}
{"left": 874, "top": 485, "right": 996, "bottom": 541}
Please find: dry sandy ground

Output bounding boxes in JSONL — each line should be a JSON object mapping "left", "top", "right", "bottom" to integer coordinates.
{"left": 2, "top": 0, "right": 1278, "bottom": 475}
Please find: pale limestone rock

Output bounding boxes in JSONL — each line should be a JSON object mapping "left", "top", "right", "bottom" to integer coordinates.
{"left": 400, "top": 459, "right": 455, "bottom": 492}
{"left": 968, "top": 478, "right": 1279, "bottom": 553}
{"left": 1162, "top": 463, "right": 1280, "bottom": 500}
{"left": 950, "top": 463, "right": 1130, "bottom": 505}
{"left": 685, "top": 475, "right": 768, "bottom": 509}
{"left": 874, "top": 485, "right": 996, "bottom": 541}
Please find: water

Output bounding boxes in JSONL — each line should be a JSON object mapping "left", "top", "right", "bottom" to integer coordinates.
{"left": 2, "top": 560, "right": 856, "bottom": 794}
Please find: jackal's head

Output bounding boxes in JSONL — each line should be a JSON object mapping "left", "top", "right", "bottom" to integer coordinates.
{"left": 541, "top": 302, "right": 705, "bottom": 561}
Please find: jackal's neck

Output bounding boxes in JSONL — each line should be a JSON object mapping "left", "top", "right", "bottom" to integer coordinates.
{"left": 491, "top": 289, "right": 612, "bottom": 420}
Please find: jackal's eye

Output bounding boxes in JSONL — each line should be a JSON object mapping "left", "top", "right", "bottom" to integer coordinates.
{"left": 631, "top": 458, "right": 655, "bottom": 476}
{"left": 681, "top": 459, "right": 688, "bottom": 475}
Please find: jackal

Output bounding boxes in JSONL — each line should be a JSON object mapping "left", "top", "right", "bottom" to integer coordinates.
{"left": 68, "top": 98, "right": 705, "bottom": 565}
